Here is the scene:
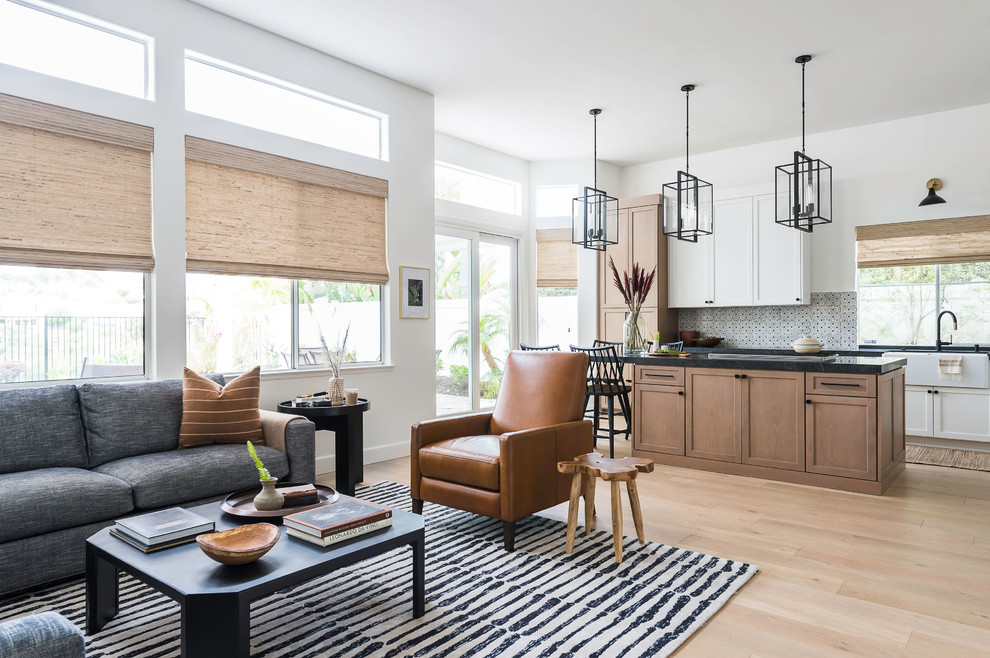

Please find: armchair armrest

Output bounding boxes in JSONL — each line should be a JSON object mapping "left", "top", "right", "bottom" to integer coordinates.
{"left": 260, "top": 408, "right": 316, "bottom": 483}
{"left": 499, "top": 419, "right": 593, "bottom": 521}
{"left": 410, "top": 411, "right": 493, "bottom": 499}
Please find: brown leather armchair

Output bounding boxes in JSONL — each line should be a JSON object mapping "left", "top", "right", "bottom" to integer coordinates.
{"left": 411, "top": 350, "right": 593, "bottom": 551}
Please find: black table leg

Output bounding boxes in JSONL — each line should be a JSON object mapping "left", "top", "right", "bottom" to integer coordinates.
{"left": 85, "top": 545, "right": 118, "bottom": 634}
{"left": 349, "top": 411, "right": 364, "bottom": 487}
{"left": 182, "top": 593, "right": 249, "bottom": 658}
{"left": 412, "top": 533, "right": 425, "bottom": 618}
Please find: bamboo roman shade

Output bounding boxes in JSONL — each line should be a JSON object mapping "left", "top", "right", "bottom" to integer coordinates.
{"left": 0, "top": 93, "right": 154, "bottom": 272}
{"left": 856, "top": 215, "right": 990, "bottom": 268}
{"left": 536, "top": 228, "right": 579, "bottom": 287}
{"left": 185, "top": 137, "right": 389, "bottom": 284}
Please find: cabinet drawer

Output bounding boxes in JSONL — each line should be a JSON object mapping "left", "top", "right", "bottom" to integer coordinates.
{"left": 636, "top": 365, "right": 685, "bottom": 386}
{"left": 805, "top": 373, "right": 876, "bottom": 398}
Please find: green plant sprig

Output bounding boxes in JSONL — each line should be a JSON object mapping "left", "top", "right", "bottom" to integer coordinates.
{"left": 247, "top": 441, "right": 271, "bottom": 480}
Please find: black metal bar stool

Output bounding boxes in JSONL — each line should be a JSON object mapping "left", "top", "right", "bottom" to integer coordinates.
{"left": 569, "top": 343, "right": 631, "bottom": 458}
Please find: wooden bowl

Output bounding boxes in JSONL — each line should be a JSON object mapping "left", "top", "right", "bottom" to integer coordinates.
{"left": 197, "top": 523, "right": 280, "bottom": 565}
{"left": 693, "top": 337, "right": 723, "bottom": 347}
{"left": 679, "top": 330, "right": 700, "bottom": 347}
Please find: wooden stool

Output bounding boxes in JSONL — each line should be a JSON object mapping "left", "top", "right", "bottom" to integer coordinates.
{"left": 557, "top": 452, "right": 654, "bottom": 563}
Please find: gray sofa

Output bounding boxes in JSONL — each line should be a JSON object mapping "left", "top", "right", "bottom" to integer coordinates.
{"left": 0, "top": 376, "right": 315, "bottom": 596}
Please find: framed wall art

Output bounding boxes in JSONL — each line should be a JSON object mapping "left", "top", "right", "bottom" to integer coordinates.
{"left": 399, "top": 266, "right": 430, "bottom": 319}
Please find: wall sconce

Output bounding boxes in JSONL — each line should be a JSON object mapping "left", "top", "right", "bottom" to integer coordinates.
{"left": 919, "top": 178, "right": 947, "bottom": 206}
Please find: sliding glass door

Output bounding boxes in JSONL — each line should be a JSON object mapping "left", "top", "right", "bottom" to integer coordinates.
{"left": 435, "top": 229, "right": 517, "bottom": 415}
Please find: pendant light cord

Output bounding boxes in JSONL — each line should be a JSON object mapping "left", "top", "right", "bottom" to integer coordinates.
{"left": 801, "top": 59, "right": 806, "bottom": 154}
{"left": 685, "top": 88, "right": 690, "bottom": 173}
{"left": 593, "top": 111, "right": 598, "bottom": 190}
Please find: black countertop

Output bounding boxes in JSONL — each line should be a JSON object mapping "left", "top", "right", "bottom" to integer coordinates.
{"left": 621, "top": 351, "right": 906, "bottom": 374}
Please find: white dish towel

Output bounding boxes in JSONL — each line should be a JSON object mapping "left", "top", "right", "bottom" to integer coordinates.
{"left": 937, "top": 354, "right": 963, "bottom": 381}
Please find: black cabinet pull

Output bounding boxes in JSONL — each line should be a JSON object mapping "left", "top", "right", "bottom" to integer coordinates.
{"left": 934, "top": 390, "right": 940, "bottom": 395}
{"left": 806, "top": 399, "right": 812, "bottom": 404}
{"left": 796, "top": 297, "right": 801, "bottom": 301}
{"left": 734, "top": 374, "right": 740, "bottom": 379}
{"left": 740, "top": 374, "right": 748, "bottom": 379}
{"left": 927, "top": 389, "right": 932, "bottom": 394}
{"left": 678, "top": 391, "right": 684, "bottom": 396}
{"left": 646, "top": 373, "right": 675, "bottom": 378}
{"left": 820, "top": 382, "right": 860, "bottom": 387}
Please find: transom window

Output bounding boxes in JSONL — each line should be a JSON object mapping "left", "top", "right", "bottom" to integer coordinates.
{"left": 185, "top": 54, "right": 388, "bottom": 160}
{"left": 858, "top": 263, "right": 990, "bottom": 346}
{"left": 0, "top": 0, "right": 149, "bottom": 98}
{"left": 434, "top": 162, "right": 522, "bottom": 215}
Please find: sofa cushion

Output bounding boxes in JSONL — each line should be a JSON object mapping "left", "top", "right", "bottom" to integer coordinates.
{"left": 0, "top": 467, "right": 133, "bottom": 543}
{"left": 419, "top": 435, "right": 501, "bottom": 491}
{"left": 0, "top": 385, "right": 88, "bottom": 474}
{"left": 78, "top": 374, "right": 225, "bottom": 467}
{"left": 178, "top": 367, "right": 263, "bottom": 448}
{"left": 92, "top": 443, "right": 289, "bottom": 509}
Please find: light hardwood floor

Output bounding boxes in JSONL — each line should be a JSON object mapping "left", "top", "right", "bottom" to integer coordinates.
{"left": 318, "top": 439, "right": 990, "bottom": 657}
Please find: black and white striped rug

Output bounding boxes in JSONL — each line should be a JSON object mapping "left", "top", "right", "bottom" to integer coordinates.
{"left": 0, "top": 481, "right": 756, "bottom": 657}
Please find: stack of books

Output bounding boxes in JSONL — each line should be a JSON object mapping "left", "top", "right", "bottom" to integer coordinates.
{"left": 284, "top": 499, "right": 392, "bottom": 547}
{"left": 111, "top": 507, "right": 215, "bottom": 553}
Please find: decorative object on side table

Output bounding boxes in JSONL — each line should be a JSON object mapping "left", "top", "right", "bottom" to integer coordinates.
{"left": 319, "top": 323, "right": 350, "bottom": 405}
{"left": 792, "top": 334, "right": 824, "bottom": 353}
{"left": 345, "top": 388, "right": 359, "bottom": 405}
{"left": 607, "top": 256, "right": 656, "bottom": 356}
{"left": 248, "top": 441, "right": 284, "bottom": 510}
{"left": 196, "top": 523, "right": 280, "bottom": 565}
{"left": 399, "top": 266, "right": 431, "bottom": 319}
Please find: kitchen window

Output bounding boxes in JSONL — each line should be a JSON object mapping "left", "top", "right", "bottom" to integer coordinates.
{"left": 434, "top": 162, "right": 522, "bottom": 215}
{"left": 858, "top": 262, "right": 990, "bottom": 346}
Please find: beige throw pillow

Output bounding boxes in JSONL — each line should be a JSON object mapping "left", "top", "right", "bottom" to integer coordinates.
{"left": 178, "top": 366, "right": 264, "bottom": 448}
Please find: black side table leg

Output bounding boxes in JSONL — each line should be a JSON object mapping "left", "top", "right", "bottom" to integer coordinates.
{"left": 85, "top": 545, "right": 118, "bottom": 634}
{"left": 182, "top": 593, "right": 249, "bottom": 658}
{"left": 412, "top": 533, "right": 425, "bottom": 618}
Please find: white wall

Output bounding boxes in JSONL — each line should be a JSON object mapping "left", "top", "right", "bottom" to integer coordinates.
{"left": 0, "top": 0, "right": 436, "bottom": 473}
{"left": 621, "top": 102, "right": 990, "bottom": 292}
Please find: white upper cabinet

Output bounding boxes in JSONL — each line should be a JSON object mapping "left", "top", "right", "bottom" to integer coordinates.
{"left": 752, "top": 194, "right": 811, "bottom": 305}
{"left": 668, "top": 193, "right": 810, "bottom": 308}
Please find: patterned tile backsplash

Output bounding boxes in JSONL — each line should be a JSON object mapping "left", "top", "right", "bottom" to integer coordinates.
{"left": 678, "top": 291, "right": 858, "bottom": 350}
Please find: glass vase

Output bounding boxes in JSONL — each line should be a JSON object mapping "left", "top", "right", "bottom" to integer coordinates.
{"left": 623, "top": 309, "right": 648, "bottom": 356}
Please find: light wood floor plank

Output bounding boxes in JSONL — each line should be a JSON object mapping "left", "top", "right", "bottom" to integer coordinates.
{"left": 320, "top": 437, "right": 990, "bottom": 657}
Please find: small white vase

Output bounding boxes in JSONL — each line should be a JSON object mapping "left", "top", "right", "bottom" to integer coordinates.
{"left": 328, "top": 376, "right": 345, "bottom": 405}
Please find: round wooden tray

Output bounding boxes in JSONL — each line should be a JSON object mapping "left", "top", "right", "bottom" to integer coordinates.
{"left": 220, "top": 483, "right": 339, "bottom": 520}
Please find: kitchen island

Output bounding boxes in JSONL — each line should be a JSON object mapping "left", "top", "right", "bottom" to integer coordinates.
{"left": 624, "top": 352, "right": 907, "bottom": 494}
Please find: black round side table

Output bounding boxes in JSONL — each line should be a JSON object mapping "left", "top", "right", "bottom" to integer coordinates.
{"left": 277, "top": 398, "right": 370, "bottom": 496}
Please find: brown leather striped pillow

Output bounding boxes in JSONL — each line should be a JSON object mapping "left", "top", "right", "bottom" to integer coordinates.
{"left": 178, "top": 366, "right": 264, "bottom": 448}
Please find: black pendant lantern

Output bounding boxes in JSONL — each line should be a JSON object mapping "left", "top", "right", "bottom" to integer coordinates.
{"left": 775, "top": 55, "right": 832, "bottom": 232}
{"left": 572, "top": 108, "right": 618, "bottom": 251}
{"left": 662, "top": 85, "right": 714, "bottom": 243}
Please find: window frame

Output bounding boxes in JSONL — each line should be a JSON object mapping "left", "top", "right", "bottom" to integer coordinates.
{"left": 184, "top": 52, "right": 389, "bottom": 161}
{"left": 857, "top": 262, "right": 990, "bottom": 348}
{"left": 1, "top": 0, "right": 153, "bottom": 99}
{"left": 434, "top": 161, "right": 523, "bottom": 215}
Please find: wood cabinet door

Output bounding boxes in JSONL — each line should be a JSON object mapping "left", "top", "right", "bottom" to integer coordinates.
{"left": 806, "top": 394, "right": 877, "bottom": 480}
{"left": 630, "top": 204, "right": 659, "bottom": 310}
{"left": 634, "top": 384, "right": 685, "bottom": 455}
{"left": 711, "top": 198, "right": 753, "bottom": 307}
{"left": 600, "top": 210, "right": 631, "bottom": 308}
{"left": 740, "top": 370, "right": 805, "bottom": 471}
{"left": 685, "top": 368, "right": 740, "bottom": 462}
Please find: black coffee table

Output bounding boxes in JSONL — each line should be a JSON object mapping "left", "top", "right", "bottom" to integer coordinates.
{"left": 86, "top": 497, "right": 425, "bottom": 658}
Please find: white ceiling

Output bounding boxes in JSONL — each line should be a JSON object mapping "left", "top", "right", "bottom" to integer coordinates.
{"left": 189, "top": 0, "right": 990, "bottom": 167}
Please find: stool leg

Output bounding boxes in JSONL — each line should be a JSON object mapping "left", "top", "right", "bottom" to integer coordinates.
{"left": 610, "top": 481, "right": 623, "bottom": 563}
{"left": 592, "top": 395, "right": 601, "bottom": 447}
{"left": 626, "top": 478, "right": 646, "bottom": 544}
{"left": 565, "top": 472, "right": 583, "bottom": 553}
{"left": 583, "top": 474, "right": 596, "bottom": 534}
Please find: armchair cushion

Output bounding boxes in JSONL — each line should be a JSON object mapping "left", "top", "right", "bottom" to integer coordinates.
{"left": 419, "top": 435, "right": 501, "bottom": 491}
{"left": 490, "top": 351, "right": 588, "bottom": 435}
